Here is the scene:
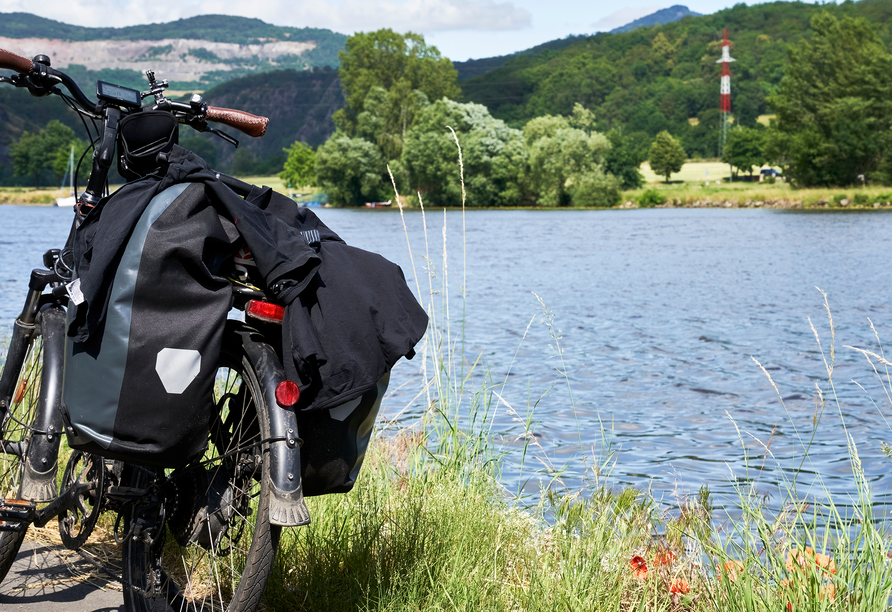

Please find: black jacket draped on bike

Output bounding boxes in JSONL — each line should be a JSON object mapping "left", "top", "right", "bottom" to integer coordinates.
{"left": 69, "top": 146, "right": 428, "bottom": 413}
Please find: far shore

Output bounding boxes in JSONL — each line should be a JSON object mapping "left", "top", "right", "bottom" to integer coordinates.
{"left": 4, "top": 163, "right": 892, "bottom": 210}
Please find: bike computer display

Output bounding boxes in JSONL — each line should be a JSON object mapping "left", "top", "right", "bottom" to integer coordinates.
{"left": 96, "top": 81, "right": 142, "bottom": 109}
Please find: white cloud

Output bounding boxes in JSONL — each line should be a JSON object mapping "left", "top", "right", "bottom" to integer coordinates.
{"left": 2, "top": 0, "right": 531, "bottom": 33}
{"left": 591, "top": 6, "right": 661, "bottom": 32}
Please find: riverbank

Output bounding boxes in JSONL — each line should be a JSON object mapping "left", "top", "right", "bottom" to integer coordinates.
{"left": 5, "top": 170, "right": 892, "bottom": 211}
{"left": 0, "top": 175, "right": 297, "bottom": 205}
{"left": 0, "top": 187, "right": 65, "bottom": 205}
{"left": 623, "top": 180, "right": 892, "bottom": 210}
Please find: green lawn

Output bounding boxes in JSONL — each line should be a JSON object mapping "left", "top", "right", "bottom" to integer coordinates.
{"left": 641, "top": 161, "right": 777, "bottom": 184}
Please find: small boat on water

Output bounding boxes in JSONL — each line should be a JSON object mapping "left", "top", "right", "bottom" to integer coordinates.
{"left": 55, "top": 145, "right": 76, "bottom": 207}
{"left": 364, "top": 200, "right": 392, "bottom": 208}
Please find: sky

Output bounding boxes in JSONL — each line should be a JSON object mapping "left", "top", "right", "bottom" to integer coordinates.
{"left": 1, "top": 0, "right": 830, "bottom": 61}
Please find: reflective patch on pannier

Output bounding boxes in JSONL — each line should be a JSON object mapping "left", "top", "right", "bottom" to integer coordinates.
{"left": 155, "top": 348, "right": 201, "bottom": 394}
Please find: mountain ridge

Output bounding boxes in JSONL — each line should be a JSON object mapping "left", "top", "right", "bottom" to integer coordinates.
{"left": 454, "top": 5, "right": 701, "bottom": 81}
{"left": 0, "top": 13, "right": 346, "bottom": 89}
{"left": 610, "top": 5, "right": 702, "bottom": 33}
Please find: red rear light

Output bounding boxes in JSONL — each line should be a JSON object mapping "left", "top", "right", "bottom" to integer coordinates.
{"left": 275, "top": 380, "right": 300, "bottom": 407}
{"left": 246, "top": 300, "right": 285, "bottom": 323}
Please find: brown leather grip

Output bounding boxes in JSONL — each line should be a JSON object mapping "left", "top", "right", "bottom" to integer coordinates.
{"left": 206, "top": 106, "right": 269, "bottom": 138}
{"left": 0, "top": 48, "right": 34, "bottom": 73}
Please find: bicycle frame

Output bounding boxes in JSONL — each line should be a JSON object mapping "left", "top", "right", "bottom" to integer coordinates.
{"left": 0, "top": 49, "right": 309, "bottom": 530}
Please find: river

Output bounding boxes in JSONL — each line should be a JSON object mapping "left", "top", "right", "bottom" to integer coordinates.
{"left": 2, "top": 205, "right": 891, "bottom": 520}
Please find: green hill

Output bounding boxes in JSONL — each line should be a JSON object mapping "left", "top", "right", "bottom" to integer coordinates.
{"left": 0, "top": 67, "right": 343, "bottom": 185}
{"left": 197, "top": 67, "right": 344, "bottom": 168}
{"left": 0, "top": 12, "right": 345, "bottom": 58}
{"left": 459, "top": 0, "right": 892, "bottom": 157}
{"left": 0, "top": 13, "right": 347, "bottom": 91}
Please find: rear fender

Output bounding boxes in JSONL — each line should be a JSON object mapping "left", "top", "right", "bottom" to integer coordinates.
{"left": 230, "top": 323, "right": 310, "bottom": 527}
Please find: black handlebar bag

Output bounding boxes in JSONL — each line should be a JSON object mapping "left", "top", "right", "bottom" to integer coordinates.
{"left": 61, "top": 181, "right": 238, "bottom": 467}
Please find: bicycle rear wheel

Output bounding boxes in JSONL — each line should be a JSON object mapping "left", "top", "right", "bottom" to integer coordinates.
{"left": 0, "top": 316, "right": 46, "bottom": 583}
{"left": 121, "top": 340, "right": 281, "bottom": 612}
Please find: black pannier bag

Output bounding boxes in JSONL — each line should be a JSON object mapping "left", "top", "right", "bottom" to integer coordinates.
{"left": 61, "top": 181, "right": 239, "bottom": 467}
{"left": 239, "top": 188, "right": 429, "bottom": 496}
{"left": 297, "top": 373, "right": 390, "bottom": 496}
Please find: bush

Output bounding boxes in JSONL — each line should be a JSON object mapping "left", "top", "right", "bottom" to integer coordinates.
{"left": 637, "top": 189, "right": 666, "bottom": 208}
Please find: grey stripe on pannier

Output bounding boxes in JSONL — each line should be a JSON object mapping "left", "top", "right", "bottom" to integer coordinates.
{"left": 63, "top": 183, "right": 189, "bottom": 449}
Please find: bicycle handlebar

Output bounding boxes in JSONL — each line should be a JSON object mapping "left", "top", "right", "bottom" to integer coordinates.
{"left": 205, "top": 107, "right": 269, "bottom": 138}
{"left": 0, "top": 48, "right": 33, "bottom": 73}
{"left": 1, "top": 48, "right": 270, "bottom": 140}
{"left": 1, "top": 48, "right": 270, "bottom": 213}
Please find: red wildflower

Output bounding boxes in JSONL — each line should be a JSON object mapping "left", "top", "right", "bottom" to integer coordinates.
{"left": 629, "top": 555, "right": 648, "bottom": 579}
{"left": 668, "top": 579, "right": 690, "bottom": 594}
{"left": 721, "top": 560, "right": 744, "bottom": 583}
{"left": 653, "top": 550, "right": 675, "bottom": 567}
{"left": 786, "top": 547, "right": 836, "bottom": 576}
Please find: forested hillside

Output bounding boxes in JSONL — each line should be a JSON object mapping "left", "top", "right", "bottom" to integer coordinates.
{"left": 0, "top": 68, "right": 344, "bottom": 185}
{"left": 194, "top": 67, "right": 344, "bottom": 173}
{"left": 460, "top": 0, "right": 892, "bottom": 157}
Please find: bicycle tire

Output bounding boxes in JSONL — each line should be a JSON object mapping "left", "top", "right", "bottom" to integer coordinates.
{"left": 121, "top": 336, "right": 281, "bottom": 612}
{"left": 0, "top": 315, "right": 46, "bottom": 583}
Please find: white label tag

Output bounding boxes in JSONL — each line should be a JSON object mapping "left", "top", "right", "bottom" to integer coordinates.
{"left": 66, "top": 278, "right": 85, "bottom": 305}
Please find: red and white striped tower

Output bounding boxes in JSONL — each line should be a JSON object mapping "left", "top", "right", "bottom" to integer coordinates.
{"left": 716, "top": 28, "right": 734, "bottom": 157}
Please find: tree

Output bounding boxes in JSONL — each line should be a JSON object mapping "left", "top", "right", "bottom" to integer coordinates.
{"left": 315, "top": 134, "right": 387, "bottom": 206}
{"left": 279, "top": 141, "right": 316, "bottom": 188}
{"left": 11, "top": 120, "right": 79, "bottom": 188}
{"left": 524, "top": 114, "right": 617, "bottom": 207}
{"left": 768, "top": 12, "right": 892, "bottom": 186}
{"left": 231, "top": 148, "right": 260, "bottom": 176}
{"left": 721, "top": 126, "right": 765, "bottom": 177}
{"left": 648, "top": 130, "right": 685, "bottom": 183}
{"left": 355, "top": 86, "right": 430, "bottom": 161}
{"left": 604, "top": 129, "right": 646, "bottom": 190}
{"left": 402, "top": 99, "right": 529, "bottom": 207}
{"left": 333, "top": 29, "right": 459, "bottom": 139}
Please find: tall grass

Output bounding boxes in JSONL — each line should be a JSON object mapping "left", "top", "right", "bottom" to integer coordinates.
{"left": 262, "top": 140, "right": 892, "bottom": 610}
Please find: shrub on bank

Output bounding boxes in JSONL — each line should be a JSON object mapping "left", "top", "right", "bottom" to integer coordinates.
{"left": 637, "top": 188, "right": 666, "bottom": 208}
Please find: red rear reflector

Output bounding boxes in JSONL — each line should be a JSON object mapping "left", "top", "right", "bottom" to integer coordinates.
{"left": 246, "top": 300, "right": 285, "bottom": 323}
{"left": 275, "top": 381, "right": 300, "bottom": 407}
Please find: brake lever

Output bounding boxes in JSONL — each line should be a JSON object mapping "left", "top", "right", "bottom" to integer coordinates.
{"left": 186, "top": 120, "right": 240, "bottom": 148}
{"left": 0, "top": 74, "right": 26, "bottom": 87}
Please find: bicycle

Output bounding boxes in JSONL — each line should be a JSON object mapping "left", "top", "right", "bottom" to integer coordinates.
{"left": 0, "top": 47, "right": 366, "bottom": 612}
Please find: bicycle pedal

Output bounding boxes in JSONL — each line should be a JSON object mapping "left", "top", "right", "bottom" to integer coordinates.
{"left": 0, "top": 498, "right": 36, "bottom": 532}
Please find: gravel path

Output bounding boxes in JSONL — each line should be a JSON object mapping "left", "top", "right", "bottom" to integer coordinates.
{"left": 0, "top": 540, "right": 124, "bottom": 611}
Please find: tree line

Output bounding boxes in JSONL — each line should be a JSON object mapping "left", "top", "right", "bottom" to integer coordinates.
{"left": 281, "top": 29, "right": 647, "bottom": 206}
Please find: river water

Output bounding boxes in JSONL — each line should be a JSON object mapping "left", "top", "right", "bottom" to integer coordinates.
{"left": 2, "top": 205, "right": 891, "bottom": 520}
